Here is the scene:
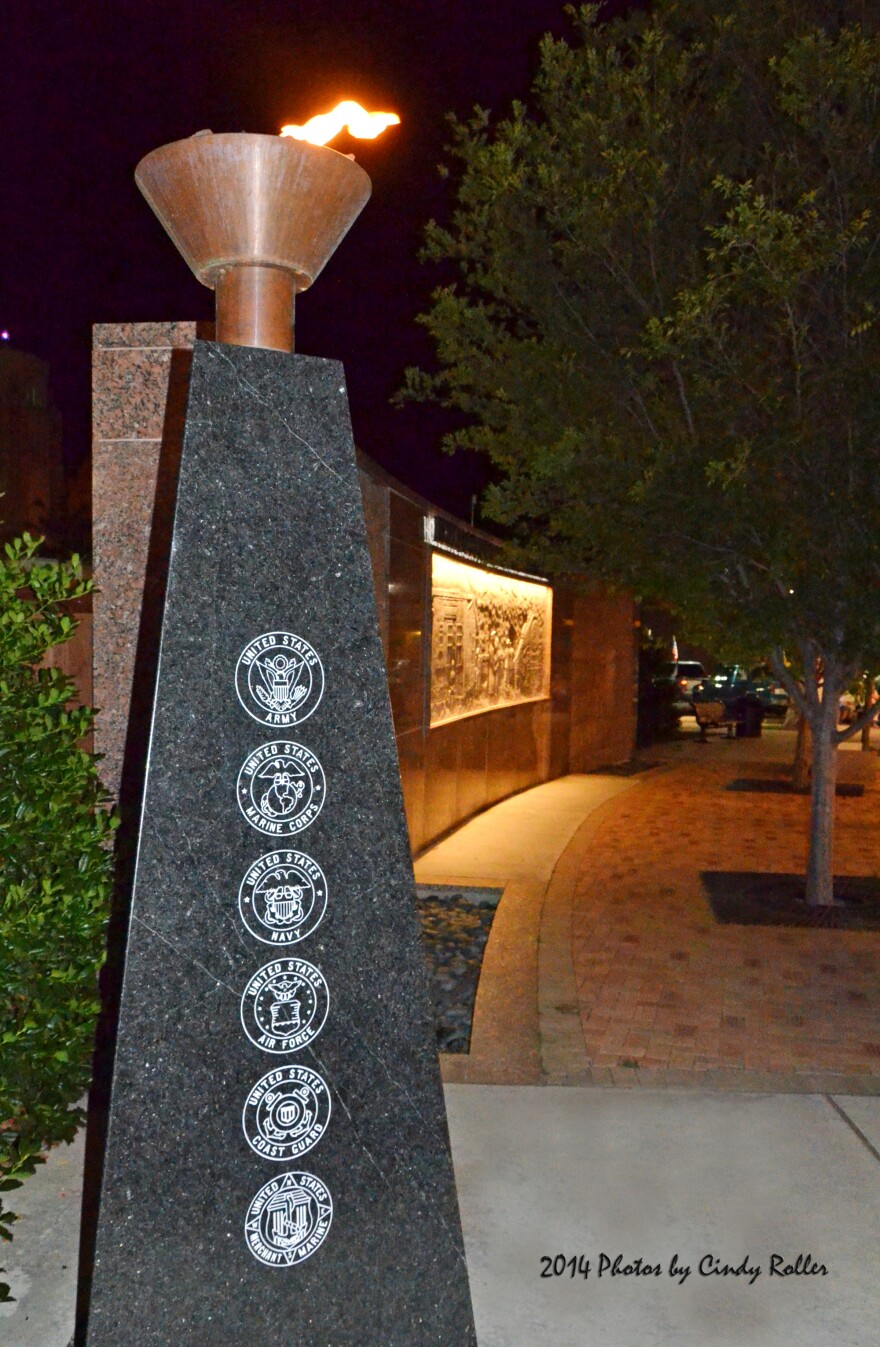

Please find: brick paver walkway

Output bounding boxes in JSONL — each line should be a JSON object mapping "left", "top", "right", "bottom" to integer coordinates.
{"left": 563, "top": 727, "right": 880, "bottom": 1091}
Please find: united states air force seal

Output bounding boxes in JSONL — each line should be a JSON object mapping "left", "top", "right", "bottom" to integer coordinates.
{"left": 240, "top": 958, "right": 329, "bottom": 1053}
{"left": 245, "top": 1171, "right": 332, "bottom": 1266}
{"left": 235, "top": 632, "right": 324, "bottom": 728}
{"left": 238, "top": 850, "right": 327, "bottom": 946}
{"left": 237, "top": 742, "right": 325, "bottom": 837}
{"left": 242, "top": 1064, "right": 332, "bottom": 1161}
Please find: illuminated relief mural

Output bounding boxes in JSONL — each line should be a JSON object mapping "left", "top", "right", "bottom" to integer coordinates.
{"left": 430, "top": 552, "right": 552, "bottom": 726}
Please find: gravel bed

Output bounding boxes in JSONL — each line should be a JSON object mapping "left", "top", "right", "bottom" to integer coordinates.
{"left": 415, "top": 886, "right": 502, "bottom": 1054}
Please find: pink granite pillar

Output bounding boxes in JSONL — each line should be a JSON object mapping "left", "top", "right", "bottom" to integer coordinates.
{"left": 92, "top": 322, "right": 207, "bottom": 794}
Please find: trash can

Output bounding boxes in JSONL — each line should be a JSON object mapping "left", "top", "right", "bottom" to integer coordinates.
{"left": 735, "top": 701, "right": 764, "bottom": 738}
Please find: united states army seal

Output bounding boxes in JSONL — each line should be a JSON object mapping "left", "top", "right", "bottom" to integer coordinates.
{"left": 240, "top": 958, "right": 329, "bottom": 1053}
{"left": 238, "top": 850, "right": 327, "bottom": 946}
{"left": 242, "top": 1065, "right": 332, "bottom": 1161}
{"left": 245, "top": 1171, "right": 333, "bottom": 1267}
{"left": 235, "top": 633, "right": 325, "bottom": 728}
{"left": 237, "top": 741, "right": 325, "bottom": 837}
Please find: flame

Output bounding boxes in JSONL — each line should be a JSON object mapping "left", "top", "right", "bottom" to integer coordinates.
{"left": 280, "top": 100, "right": 400, "bottom": 147}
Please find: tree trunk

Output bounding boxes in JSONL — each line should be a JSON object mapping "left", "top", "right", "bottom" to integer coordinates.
{"left": 804, "top": 684, "right": 841, "bottom": 908}
{"left": 792, "top": 714, "right": 811, "bottom": 790}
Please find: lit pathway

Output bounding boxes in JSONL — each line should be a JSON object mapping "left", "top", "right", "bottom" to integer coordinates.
{"left": 414, "top": 772, "right": 638, "bottom": 1084}
{"left": 549, "top": 730, "right": 880, "bottom": 1091}
{"left": 418, "top": 727, "right": 880, "bottom": 1092}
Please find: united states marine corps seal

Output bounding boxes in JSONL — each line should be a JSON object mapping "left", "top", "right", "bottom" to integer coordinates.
{"left": 242, "top": 1065, "right": 332, "bottom": 1161}
{"left": 240, "top": 958, "right": 329, "bottom": 1053}
{"left": 245, "top": 1171, "right": 333, "bottom": 1267}
{"left": 235, "top": 632, "right": 324, "bottom": 728}
{"left": 237, "top": 742, "right": 325, "bottom": 837}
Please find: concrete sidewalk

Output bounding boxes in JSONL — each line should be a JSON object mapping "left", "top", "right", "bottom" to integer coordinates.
{"left": 0, "top": 1128, "right": 83, "bottom": 1347}
{"left": 449, "top": 1084, "right": 880, "bottom": 1347}
{"left": 7, "top": 1081, "right": 878, "bottom": 1347}
{"left": 6, "top": 735, "right": 880, "bottom": 1344}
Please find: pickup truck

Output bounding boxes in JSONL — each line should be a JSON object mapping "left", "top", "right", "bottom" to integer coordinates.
{"left": 691, "top": 664, "right": 790, "bottom": 720}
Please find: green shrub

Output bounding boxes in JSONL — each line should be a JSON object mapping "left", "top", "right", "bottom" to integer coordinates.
{"left": 0, "top": 534, "right": 116, "bottom": 1301}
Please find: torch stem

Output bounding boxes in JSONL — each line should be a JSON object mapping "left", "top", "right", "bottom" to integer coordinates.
{"left": 214, "top": 265, "right": 297, "bottom": 352}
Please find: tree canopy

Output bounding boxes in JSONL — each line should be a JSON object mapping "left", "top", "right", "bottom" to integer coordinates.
{"left": 404, "top": 0, "right": 880, "bottom": 664}
{"left": 403, "top": 0, "right": 880, "bottom": 903}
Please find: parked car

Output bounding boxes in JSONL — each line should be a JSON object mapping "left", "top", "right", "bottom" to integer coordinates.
{"left": 692, "top": 664, "right": 790, "bottom": 718}
{"left": 654, "top": 660, "right": 707, "bottom": 713}
{"left": 747, "top": 665, "right": 791, "bottom": 718}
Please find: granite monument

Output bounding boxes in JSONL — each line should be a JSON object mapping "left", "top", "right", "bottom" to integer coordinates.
{"left": 83, "top": 130, "right": 476, "bottom": 1346}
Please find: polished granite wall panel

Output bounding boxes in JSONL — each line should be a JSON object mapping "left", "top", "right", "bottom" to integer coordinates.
{"left": 484, "top": 708, "right": 516, "bottom": 807}
{"left": 548, "top": 588, "right": 574, "bottom": 779}
{"left": 453, "top": 711, "right": 489, "bottom": 823}
{"left": 385, "top": 508, "right": 429, "bottom": 851}
{"left": 43, "top": 598, "right": 93, "bottom": 703}
{"left": 387, "top": 532, "right": 429, "bottom": 736}
{"left": 92, "top": 322, "right": 204, "bottom": 794}
{"left": 423, "top": 721, "right": 462, "bottom": 843}
{"left": 389, "top": 487, "right": 425, "bottom": 544}
{"left": 86, "top": 343, "right": 476, "bottom": 1345}
{"left": 415, "top": 698, "right": 553, "bottom": 852}
{"left": 41, "top": 600, "right": 94, "bottom": 754}
{"left": 525, "top": 701, "right": 550, "bottom": 787}
{"left": 568, "top": 589, "right": 638, "bottom": 769}
{"left": 397, "top": 726, "right": 427, "bottom": 853}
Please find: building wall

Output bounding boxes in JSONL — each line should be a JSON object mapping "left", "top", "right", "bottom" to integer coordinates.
{"left": 91, "top": 324, "right": 637, "bottom": 851}
{"left": 92, "top": 322, "right": 209, "bottom": 794}
{"left": 568, "top": 588, "right": 638, "bottom": 773}
{"left": 0, "top": 346, "right": 64, "bottom": 542}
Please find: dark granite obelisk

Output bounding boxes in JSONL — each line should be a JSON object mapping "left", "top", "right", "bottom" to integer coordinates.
{"left": 85, "top": 340, "right": 477, "bottom": 1345}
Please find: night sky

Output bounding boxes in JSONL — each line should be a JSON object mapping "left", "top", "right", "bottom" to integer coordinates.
{"left": 2, "top": 0, "right": 626, "bottom": 520}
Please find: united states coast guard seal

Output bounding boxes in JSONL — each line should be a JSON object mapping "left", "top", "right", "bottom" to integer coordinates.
{"left": 237, "top": 742, "right": 325, "bottom": 837}
{"left": 242, "top": 1064, "right": 332, "bottom": 1161}
{"left": 235, "top": 632, "right": 324, "bottom": 728}
{"left": 238, "top": 850, "right": 327, "bottom": 946}
{"left": 240, "top": 958, "right": 329, "bottom": 1053}
{"left": 245, "top": 1171, "right": 333, "bottom": 1267}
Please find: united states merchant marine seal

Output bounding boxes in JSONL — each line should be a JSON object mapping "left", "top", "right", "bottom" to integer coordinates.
{"left": 244, "top": 1171, "right": 333, "bottom": 1267}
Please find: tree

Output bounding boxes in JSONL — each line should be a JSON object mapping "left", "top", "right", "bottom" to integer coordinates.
{"left": 402, "top": 0, "right": 880, "bottom": 906}
{"left": 0, "top": 535, "right": 116, "bottom": 1301}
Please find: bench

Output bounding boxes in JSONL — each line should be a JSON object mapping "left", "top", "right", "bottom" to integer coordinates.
{"left": 694, "top": 700, "right": 737, "bottom": 741}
